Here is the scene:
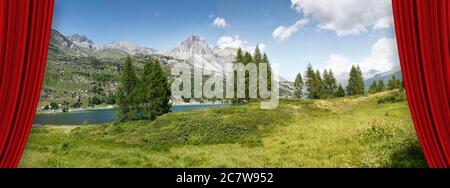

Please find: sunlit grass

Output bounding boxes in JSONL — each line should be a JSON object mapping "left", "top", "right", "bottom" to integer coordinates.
{"left": 19, "top": 90, "right": 427, "bottom": 168}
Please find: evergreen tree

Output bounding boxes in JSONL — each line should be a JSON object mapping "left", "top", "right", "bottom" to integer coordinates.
{"left": 387, "top": 75, "right": 401, "bottom": 90}
{"left": 355, "top": 66, "right": 365, "bottom": 95}
{"left": 231, "top": 48, "right": 245, "bottom": 105}
{"left": 377, "top": 80, "right": 386, "bottom": 92}
{"left": 336, "top": 84, "right": 346, "bottom": 97}
{"left": 315, "top": 70, "right": 324, "bottom": 98}
{"left": 244, "top": 52, "right": 253, "bottom": 102}
{"left": 138, "top": 60, "right": 172, "bottom": 120}
{"left": 117, "top": 56, "right": 139, "bottom": 122}
{"left": 294, "top": 73, "right": 303, "bottom": 98}
{"left": 253, "top": 45, "right": 262, "bottom": 98}
{"left": 347, "top": 65, "right": 365, "bottom": 96}
{"left": 368, "top": 80, "right": 378, "bottom": 94}
{"left": 323, "top": 69, "right": 338, "bottom": 98}
{"left": 262, "top": 53, "right": 272, "bottom": 91}
{"left": 305, "top": 64, "right": 322, "bottom": 99}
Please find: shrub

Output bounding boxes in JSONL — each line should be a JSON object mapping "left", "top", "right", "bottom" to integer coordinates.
{"left": 378, "top": 91, "right": 406, "bottom": 104}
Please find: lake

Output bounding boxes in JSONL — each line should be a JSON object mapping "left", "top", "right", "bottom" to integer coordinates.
{"left": 33, "top": 104, "right": 228, "bottom": 125}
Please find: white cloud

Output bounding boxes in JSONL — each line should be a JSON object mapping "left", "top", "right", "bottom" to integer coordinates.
{"left": 320, "top": 37, "right": 398, "bottom": 82}
{"left": 359, "top": 37, "right": 397, "bottom": 73}
{"left": 322, "top": 53, "right": 352, "bottom": 77}
{"left": 374, "top": 17, "right": 393, "bottom": 30}
{"left": 290, "top": 0, "right": 393, "bottom": 36}
{"left": 217, "top": 35, "right": 247, "bottom": 49}
{"left": 213, "top": 17, "right": 228, "bottom": 28}
{"left": 272, "top": 18, "right": 310, "bottom": 41}
{"left": 217, "top": 35, "right": 266, "bottom": 54}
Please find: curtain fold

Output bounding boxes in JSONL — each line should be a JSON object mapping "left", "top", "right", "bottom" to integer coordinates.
{"left": 0, "top": 0, "right": 54, "bottom": 168}
{"left": 392, "top": 0, "right": 450, "bottom": 168}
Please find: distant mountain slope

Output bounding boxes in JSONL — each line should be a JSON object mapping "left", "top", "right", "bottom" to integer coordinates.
{"left": 42, "top": 30, "right": 293, "bottom": 105}
{"left": 365, "top": 70, "right": 403, "bottom": 88}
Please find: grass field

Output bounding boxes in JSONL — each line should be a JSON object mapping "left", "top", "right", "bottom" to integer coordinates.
{"left": 19, "top": 90, "right": 427, "bottom": 168}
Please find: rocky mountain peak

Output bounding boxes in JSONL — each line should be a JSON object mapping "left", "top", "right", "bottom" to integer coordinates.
{"left": 179, "top": 35, "right": 212, "bottom": 55}
{"left": 97, "top": 41, "right": 156, "bottom": 55}
{"left": 68, "top": 34, "right": 95, "bottom": 49}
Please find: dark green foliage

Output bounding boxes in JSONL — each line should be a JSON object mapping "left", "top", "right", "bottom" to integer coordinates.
{"left": 323, "top": 69, "right": 338, "bottom": 98}
{"left": 305, "top": 64, "right": 323, "bottom": 99}
{"left": 50, "top": 102, "right": 58, "bottom": 110}
{"left": 138, "top": 60, "right": 172, "bottom": 121}
{"left": 293, "top": 73, "right": 304, "bottom": 98}
{"left": 347, "top": 65, "right": 365, "bottom": 96}
{"left": 262, "top": 53, "right": 272, "bottom": 91}
{"left": 231, "top": 48, "right": 245, "bottom": 105}
{"left": 377, "top": 80, "right": 386, "bottom": 92}
{"left": 61, "top": 101, "right": 70, "bottom": 113}
{"left": 252, "top": 44, "right": 262, "bottom": 84}
{"left": 116, "top": 56, "right": 139, "bottom": 122}
{"left": 378, "top": 91, "right": 406, "bottom": 104}
{"left": 88, "top": 96, "right": 103, "bottom": 106}
{"left": 368, "top": 80, "right": 378, "bottom": 94}
{"left": 387, "top": 76, "right": 402, "bottom": 90}
{"left": 336, "top": 84, "right": 346, "bottom": 97}
{"left": 106, "top": 93, "right": 117, "bottom": 105}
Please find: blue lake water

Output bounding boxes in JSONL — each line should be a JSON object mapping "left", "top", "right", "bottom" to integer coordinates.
{"left": 33, "top": 104, "right": 228, "bottom": 125}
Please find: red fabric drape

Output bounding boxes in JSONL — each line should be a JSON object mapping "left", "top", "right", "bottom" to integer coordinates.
{"left": 0, "top": 0, "right": 54, "bottom": 168}
{"left": 393, "top": 0, "right": 450, "bottom": 168}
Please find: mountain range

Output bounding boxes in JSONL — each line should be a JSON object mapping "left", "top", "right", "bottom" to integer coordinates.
{"left": 44, "top": 30, "right": 293, "bottom": 103}
{"left": 44, "top": 29, "right": 399, "bottom": 103}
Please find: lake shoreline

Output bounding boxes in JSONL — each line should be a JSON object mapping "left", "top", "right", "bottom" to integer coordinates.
{"left": 36, "top": 102, "right": 228, "bottom": 115}
{"left": 33, "top": 103, "right": 230, "bottom": 126}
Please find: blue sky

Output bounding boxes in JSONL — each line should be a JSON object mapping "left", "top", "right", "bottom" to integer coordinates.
{"left": 52, "top": 0, "right": 398, "bottom": 81}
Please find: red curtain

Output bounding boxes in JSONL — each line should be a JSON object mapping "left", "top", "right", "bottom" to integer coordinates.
{"left": 393, "top": 0, "right": 450, "bottom": 168}
{"left": 0, "top": 0, "right": 54, "bottom": 168}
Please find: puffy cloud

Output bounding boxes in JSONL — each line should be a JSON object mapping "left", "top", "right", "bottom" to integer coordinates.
{"left": 217, "top": 35, "right": 265, "bottom": 54}
{"left": 272, "top": 18, "right": 309, "bottom": 41}
{"left": 217, "top": 35, "right": 247, "bottom": 49}
{"left": 290, "top": 0, "right": 393, "bottom": 36}
{"left": 322, "top": 53, "right": 352, "bottom": 77}
{"left": 321, "top": 37, "right": 398, "bottom": 82}
{"left": 359, "top": 37, "right": 397, "bottom": 73}
{"left": 213, "top": 17, "right": 227, "bottom": 28}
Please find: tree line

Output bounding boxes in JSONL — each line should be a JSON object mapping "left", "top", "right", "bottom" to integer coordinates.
{"left": 231, "top": 45, "right": 272, "bottom": 105}
{"left": 116, "top": 56, "right": 171, "bottom": 122}
{"left": 294, "top": 64, "right": 403, "bottom": 99}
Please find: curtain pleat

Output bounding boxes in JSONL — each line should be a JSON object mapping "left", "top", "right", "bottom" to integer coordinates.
{"left": 0, "top": 0, "right": 54, "bottom": 168}
{"left": 392, "top": 0, "right": 450, "bottom": 168}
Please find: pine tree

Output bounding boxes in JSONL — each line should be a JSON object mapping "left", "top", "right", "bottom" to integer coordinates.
{"left": 315, "top": 70, "right": 324, "bottom": 98}
{"left": 305, "top": 64, "right": 322, "bottom": 99}
{"left": 294, "top": 73, "right": 303, "bottom": 98}
{"left": 355, "top": 66, "right": 365, "bottom": 95}
{"left": 336, "top": 84, "right": 346, "bottom": 97}
{"left": 377, "top": 80, "right": 386, "bottom": 92}
{"left": 323, "top": 69, "right": 338, "bottom": 98}
{"left": 244, "top": 52, "right": 253, "bottom": 102}
{"left": 253, "top": 45, "right": 262, "bottom": 98}
{"left": 231, "top": 48, "right": 245, "bottom": 105}
{"left": 387, "top": 75, "right": 400, "bottom": 90}
{"left": 138, "top": 60, "right": 172, "bottom": 120}
{"left": 262, "top": 53, "right": 272, "bottom": 91}
{"left": 347, "top": 65, "right": 365, "bottom": 96}
{"left": 117, "top": 56, "right": 139, "bottom": 122}
{"left": 368, "top": 80, "right": 378, "bottom": 94}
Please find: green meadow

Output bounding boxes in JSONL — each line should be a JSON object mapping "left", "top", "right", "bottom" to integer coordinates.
{"left": 20, "top": 90, "right": 427, "bottom": 168}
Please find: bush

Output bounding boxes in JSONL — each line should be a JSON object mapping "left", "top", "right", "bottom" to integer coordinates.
{"left": 378, "top": 91, "right": 406, "bottom": 104}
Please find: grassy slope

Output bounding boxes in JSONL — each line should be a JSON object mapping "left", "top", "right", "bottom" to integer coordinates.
{"left": 20, "top": 91, "right": 427, "bottom": 168}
